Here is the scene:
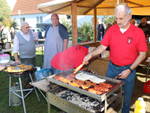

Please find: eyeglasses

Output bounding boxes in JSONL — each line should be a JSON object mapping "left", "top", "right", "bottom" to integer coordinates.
{"left": 25, "top": 26, "right": 30, "bottom": 29}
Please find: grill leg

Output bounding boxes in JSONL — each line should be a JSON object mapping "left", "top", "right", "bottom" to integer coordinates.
{"left": 29, "top": 73, "right": 40, "bottom": 101}
{"left": 38, "top": 89, "right": 48, "bottom": 101}
{"left": 104, "top": 97, "right": 108, "bottom": 113}
{"left": 48, "top": 103, "right": 51, "bottom": 113}
{"left": 19, "top": 77, "right": 27, "bottom": 113}
{"left": 9, "top": 76, "right": 12, "bottom": 106}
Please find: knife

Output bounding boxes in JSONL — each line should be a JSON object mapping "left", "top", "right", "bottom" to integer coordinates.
{"left": 73, "top": 63, "right": 84, "bottom": 74}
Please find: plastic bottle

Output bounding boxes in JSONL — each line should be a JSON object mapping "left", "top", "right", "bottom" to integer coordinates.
{"left": 35, "top": 67, "right": 43, "bottom": 81}
{"left": 134, "top": 97, "right": 146, "bottom": 113}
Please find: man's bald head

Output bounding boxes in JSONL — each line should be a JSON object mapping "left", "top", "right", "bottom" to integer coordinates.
{"left": 115, "top": 4, "right": 132, "bottom": 28}
{"left": 115, "top": 3, "right": 132, "bottom": 16}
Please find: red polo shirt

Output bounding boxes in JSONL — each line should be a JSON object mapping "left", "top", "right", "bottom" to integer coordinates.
{"left": 101, "top": 24, "right": 148, "bottom": 66}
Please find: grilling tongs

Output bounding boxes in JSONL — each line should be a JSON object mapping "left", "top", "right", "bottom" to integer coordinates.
{"left": 73, "top": 63, "right": 84, "bottom": 74}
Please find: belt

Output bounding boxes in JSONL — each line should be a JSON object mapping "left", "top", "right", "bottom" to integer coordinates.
{"left": 111, "top": 61, "right": 131, "bottom": 67}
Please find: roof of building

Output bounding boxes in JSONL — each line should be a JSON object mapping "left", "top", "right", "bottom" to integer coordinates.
{"left": 12, "top": 0, "right": 52, "bottom": 15}
{"left": 38, "top": 0, "right": 150, "bottom": 15}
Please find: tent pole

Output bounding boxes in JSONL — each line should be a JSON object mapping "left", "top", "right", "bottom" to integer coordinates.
{"left": 71, "top": 2, "right": 78, "bottom": 45}
{"left": 117, "top": 0, "right": 125, "bottom": 4}
{"left": 93, "top": 8, "right": 97, "bottom": 42}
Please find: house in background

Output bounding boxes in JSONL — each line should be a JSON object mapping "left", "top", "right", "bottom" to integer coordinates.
{"left": 11, "top": 0, "right": 51, "bottom": 28}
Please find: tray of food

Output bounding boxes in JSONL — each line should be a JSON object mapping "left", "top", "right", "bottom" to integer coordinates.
{"left": 4, "top": 64, "right": 33, "bottom": 73}
{"left": 48, "top": 71, "right": 123, "bottom": 101}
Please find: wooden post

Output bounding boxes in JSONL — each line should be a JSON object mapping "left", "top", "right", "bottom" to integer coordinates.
{"left": 71, "top": 3, "right": 78, "bottom": 45}
{"left": 117, "top": 0, "right": 125, "bottom": 4}
{"left": 93, "top": 8, "right": 97, "bottom": 42}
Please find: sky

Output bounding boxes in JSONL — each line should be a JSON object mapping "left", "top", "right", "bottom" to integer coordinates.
{"left": 6, "top": 0, "right": 16, "bottom": 10}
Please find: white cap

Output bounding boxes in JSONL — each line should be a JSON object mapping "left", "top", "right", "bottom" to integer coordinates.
{"left": 138, "top": 97, "right": 144, "bottom": 101}
{"left": 21, "top": 22, "right": 29, "bottom": 27}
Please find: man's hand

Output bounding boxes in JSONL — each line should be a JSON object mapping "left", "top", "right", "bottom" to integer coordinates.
{"left": 13, "top": 53, "right": 21, "bottom": 64}
{"left": 83, "top": 54, "right": 92, "bottom": 65}
{"left": 115, "top": 69, "right": 131, "bottom": 79}
{"left": 15, "top": 59, "right": 21, "bottom": 64}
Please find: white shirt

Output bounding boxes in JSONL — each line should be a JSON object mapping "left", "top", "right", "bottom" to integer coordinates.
{"left": 120, "top": 28, "right": 127, "bottom": 33}
{"left": 12, "top": 31, "right": 37, "bottom": 54}
{"left": 120, "top": 24, "right": 130, "bottom": 33}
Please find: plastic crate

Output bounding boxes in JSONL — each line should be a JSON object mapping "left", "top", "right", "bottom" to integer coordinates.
{"left": 143, "top": 80, "right": 150, "bottom": 94}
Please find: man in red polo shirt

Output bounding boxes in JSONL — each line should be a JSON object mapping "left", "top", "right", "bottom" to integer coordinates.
{"left": 83, "top": 4, "right": 147, "bottom": 113}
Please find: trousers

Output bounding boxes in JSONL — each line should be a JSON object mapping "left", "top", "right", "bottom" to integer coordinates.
{"left": 106, "top": 62, "right": 136, "bottom": 113}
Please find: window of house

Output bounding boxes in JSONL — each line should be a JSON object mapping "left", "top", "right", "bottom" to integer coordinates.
{"left": 20, "top": 17, "right": 25, "bottom": 23}
{"left": 37, "top": 16, "right": 43, "bottom": 23}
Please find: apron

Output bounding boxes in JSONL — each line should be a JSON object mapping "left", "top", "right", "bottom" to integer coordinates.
{"left": 43, "top": 26, "right": 63, "bottom": 68}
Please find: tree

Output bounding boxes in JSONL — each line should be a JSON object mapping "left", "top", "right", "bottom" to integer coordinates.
{"left": 103, "top": 16, "right": 115, "bottom": 25}
{"left": 0, "top": 0, "right": 11, "bottom": 26}
{"left": 78, "top": 22, "right": 93, "bottom": 42}
{"left": 10, "top": 21, "right": 17, "bottom": 29}
{"left": 61, "top": 18, "right": 72, "bottom": 35}
{"left": 61, "top": 17, "right": 94, "bottom": 43}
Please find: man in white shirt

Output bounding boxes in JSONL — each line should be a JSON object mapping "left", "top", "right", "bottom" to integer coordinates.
{"left": 0, "top": 22, "right": 11, "bottom": 49}
{"left": 13, "top": 22, "right": 37, "bottom": 66}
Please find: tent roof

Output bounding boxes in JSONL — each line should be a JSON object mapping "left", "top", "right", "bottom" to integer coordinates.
{"left": 38, "top": 0, "right": 150, "bottom": 15}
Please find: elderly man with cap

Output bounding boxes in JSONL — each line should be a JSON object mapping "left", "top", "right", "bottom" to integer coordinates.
{"left": 13, "top": 22, "right": 37, "bottom": 66}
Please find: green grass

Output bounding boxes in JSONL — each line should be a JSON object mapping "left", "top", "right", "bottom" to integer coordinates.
{"left": 0, "top": 71, "right": 48, "bottom": 113}
{"left": 0, "top": 53, "right": 61, "bottom": 113}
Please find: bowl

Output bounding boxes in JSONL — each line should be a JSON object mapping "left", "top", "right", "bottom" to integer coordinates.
{"left": 0, "top": 54, "right": 10, "bottom": 64}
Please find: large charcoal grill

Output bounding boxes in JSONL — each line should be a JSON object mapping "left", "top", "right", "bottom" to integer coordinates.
{"left": 47, "top": 71, "right": 124, "bottom": 113}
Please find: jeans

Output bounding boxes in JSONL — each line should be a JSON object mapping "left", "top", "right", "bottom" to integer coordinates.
{"left": 106, "top": 62, "right": 136, "bottom": 113}
{"left": 20, "top": 57, "right": 36, "bottom": 85}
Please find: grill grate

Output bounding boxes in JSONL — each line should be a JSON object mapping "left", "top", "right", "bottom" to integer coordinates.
{"left": 47, "top": 71, "right": 124, "bottom": 113}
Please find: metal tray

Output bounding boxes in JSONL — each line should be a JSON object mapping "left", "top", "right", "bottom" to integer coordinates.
{"left": 48, "top": 71, "right": 123, "bottom": 101}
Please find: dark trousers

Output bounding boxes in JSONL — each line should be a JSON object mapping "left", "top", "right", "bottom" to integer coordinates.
{"left": 20, "top": 57, "right": 36, "bottom": 66}
{"left": 20, "top": 57, "right": 36, "bottom": 87}
{"left": 106, "top": 62, "right": 136, "bottom": 113}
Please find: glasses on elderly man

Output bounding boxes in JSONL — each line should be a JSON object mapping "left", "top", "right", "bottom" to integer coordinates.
{"left": 25, "top": 26, "right": 30, "bottom": 29}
